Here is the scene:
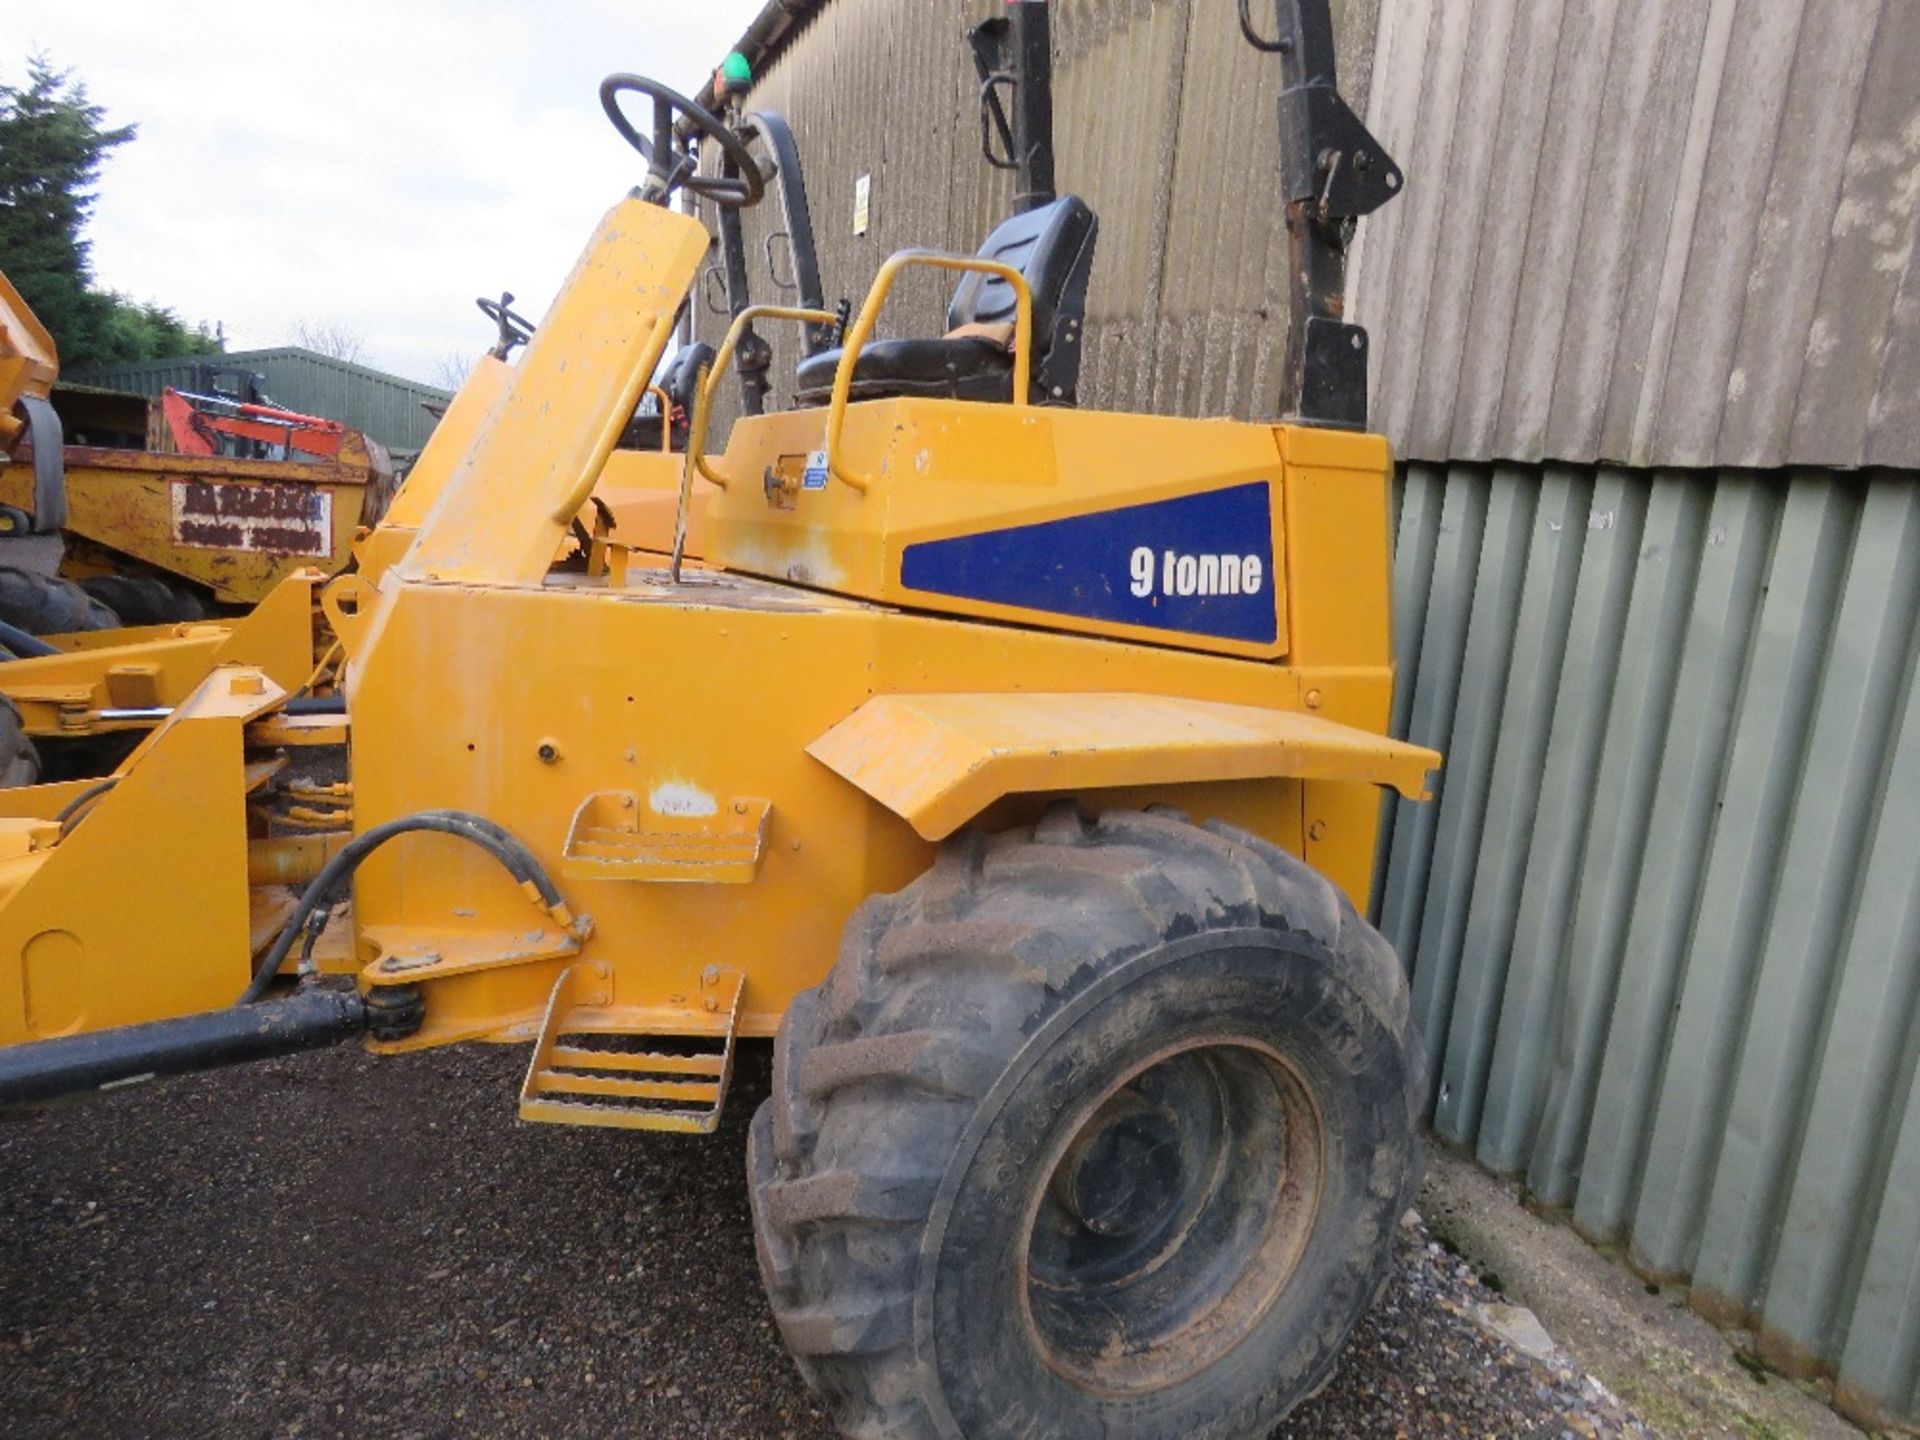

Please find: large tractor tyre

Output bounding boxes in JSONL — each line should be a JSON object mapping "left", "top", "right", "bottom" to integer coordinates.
{"left": 0, "top": 565, "right": 119, "bottom": 635}
{"left": 79, "top": 573, "right": 207, "bottom": 626}
{"left": 750, "top": 803, "right": 1424, "bottom": 1440}
{"left": 0, "top": 697, "right": 39, "bottom": 787}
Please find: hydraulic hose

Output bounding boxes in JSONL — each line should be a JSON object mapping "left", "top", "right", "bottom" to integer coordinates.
{"left": 0, "top": 620, "right": 58, "bottom": 659}
{"left": 54, "top": 777, "right": 121, "bottom": 835}
{"left": 281, "top": 694, "right": 347, "bottom": 716}
{"left": 240, "top": 809, "right": 574, "bottom": 1006}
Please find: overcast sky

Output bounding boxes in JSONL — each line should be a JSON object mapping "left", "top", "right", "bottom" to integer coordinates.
{"left": 3, "top": 0, "right": 768, "bottom": 386}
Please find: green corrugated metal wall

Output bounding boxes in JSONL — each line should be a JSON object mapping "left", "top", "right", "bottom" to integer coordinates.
{"left": 69, "top": 348, "right": 449, "bottom": 455}
{"left": 1376, "top": 462, "right": 1920, "bottom": 1426}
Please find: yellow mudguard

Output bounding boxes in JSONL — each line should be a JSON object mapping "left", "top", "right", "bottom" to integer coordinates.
{"left": 807, "top": 691, "right": 1440, "bottom": 841}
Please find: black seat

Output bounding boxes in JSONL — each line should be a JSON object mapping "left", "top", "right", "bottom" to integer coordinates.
{"left": 660, "top": 341, "right": 715, "bottom": 414}
{"left": 794, "top": 194, "right": 1098, "bottom": 407}
{"left": 621, "top": 341, "right": 714, "bottom": 450}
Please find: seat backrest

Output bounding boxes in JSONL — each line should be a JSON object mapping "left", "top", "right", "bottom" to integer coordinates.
{"left": 948, "top": 195, "right": 1097, "bottom": 347}
{"left": 659, "top": 341, "right": 715, "bottom": 412}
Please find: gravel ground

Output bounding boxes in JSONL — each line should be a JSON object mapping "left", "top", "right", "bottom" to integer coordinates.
{"left": 0, "top": 1042, "right": 1651, "bottom": 1439}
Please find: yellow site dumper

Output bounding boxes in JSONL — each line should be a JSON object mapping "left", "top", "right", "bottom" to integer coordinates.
{"left": 0, "top": 3, "right": 1441, "bottom": 1434}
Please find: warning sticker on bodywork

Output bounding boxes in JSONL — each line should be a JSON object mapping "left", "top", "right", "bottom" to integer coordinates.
{"left": 169, "top": 480, "right": 333, "bottom": 556}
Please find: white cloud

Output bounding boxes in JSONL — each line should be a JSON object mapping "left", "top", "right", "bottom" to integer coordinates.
{"left": 4, "top": 0, "right": 767, "bottom": 384}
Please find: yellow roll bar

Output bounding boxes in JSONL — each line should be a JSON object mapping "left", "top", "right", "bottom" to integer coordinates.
{"left": 645, "top": 385, "right": 673, "bottom": 454}
{"left": 675, "top": 304, "right": 836, "bottom": 580}
{"left": 685, "top": 304, "right": 839, "bottom": 491}
{"left": 826, "top": 251, "right": 1034, "bottom": 494}
{"left": 680, "top": 255, "right": 1035, "bottom": 506}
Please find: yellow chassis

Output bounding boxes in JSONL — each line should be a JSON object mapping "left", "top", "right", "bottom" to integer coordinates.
{"left": 0, "top": 197, "right": 1437, "bottom": 1132}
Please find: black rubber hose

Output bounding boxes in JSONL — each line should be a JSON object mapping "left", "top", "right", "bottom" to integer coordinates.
{"left": 0, "top": 620, "right": 58, "bottom": 659}
{"left": 244, "top": 809, "right": 560, "bottom": 1005}
{"left": 240, "top": 809, "right": 569, "bottom": 1006}
{"left": 282, "top": 695, "right": 347, "bottom": 716}
{"left": 54, "top": 777, "right": 120, "bottom": 834}
{"left": 401, "top": 809, "right": 562, "bottom": 906}
{"left": 287, "top": 811, "right": 564, "bottom": 976}
{"left": 245, "top": 814, "right": 560, "bottom": 1006}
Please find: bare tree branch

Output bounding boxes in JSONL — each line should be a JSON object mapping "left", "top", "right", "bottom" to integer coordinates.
{"left": 431, "top": 350, "right": 473, "bottom": 392}
{"left": 293, "top": 320, "right": 368, "bottom": 365}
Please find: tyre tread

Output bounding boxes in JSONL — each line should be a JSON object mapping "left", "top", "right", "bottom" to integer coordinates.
{"left": 0, "top": 696, "right": 39, "bottom": 788}
{"left": 750, "top": 803, "right": 1419, "bottom": 1438}
{"left": 0, "top": 564, "right": 119, "bottom": 634}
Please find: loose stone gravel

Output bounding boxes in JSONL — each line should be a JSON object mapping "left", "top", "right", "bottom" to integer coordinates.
{"left": 0, "top": 1041, "right": 1653, "bottom": 1438}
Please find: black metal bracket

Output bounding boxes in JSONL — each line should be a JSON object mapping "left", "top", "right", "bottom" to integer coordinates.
{"left": 1278, "top": 85, "right": 1402, "bottom": 221}
{"left": 977, "top": 73, "right": 1019, "bottom": 171}
{"left": 969, "top": 19, "right": 1019, "bottom": 170}
{"left": 967, "top": 1, "right": 1055, "bottom": 213}
{"left": 16, "top": 395, "right": 66, "bottom": 533}
{"left": 1246, "top": 0, "right": 1403, "bottom": 429}
{"left": 711, "top": 106, "right": 835, "bottom": 417}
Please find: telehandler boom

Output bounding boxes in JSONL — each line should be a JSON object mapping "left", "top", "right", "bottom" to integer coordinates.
{"left": 0, "top": 2, "right": 1438, "bottom": 1433}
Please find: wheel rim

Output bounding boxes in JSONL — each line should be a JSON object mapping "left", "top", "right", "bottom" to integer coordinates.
{"left": 1020, "top": 1039, "right": 1325, "bottom": 1394}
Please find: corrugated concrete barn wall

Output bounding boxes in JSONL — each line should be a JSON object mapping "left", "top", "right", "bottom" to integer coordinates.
{"left": 71, "top": 349, "right": 450, "bottom": 454}
{"left": 1350, "top": 0, "right": 1920, "bottom": 471}
{"left": 692, "top": 0, "right": 1380, "bottom": 433}
{"left": 1376, "top": 460, "right": 1920, "bottom": 1426}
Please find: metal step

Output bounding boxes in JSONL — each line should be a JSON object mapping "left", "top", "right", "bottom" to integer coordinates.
{"left": 518, "top": 961, "right": 744, "bottom": 1133}
{"left": 560, "top": 789, "right": 771, "bottom": 883}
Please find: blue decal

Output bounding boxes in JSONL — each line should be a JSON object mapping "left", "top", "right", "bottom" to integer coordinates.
{"left": 802, "top": 450, "right": 830, "bottom": 491}
{"left": 899, "top": 482, "right": 1277, "bottom": 643}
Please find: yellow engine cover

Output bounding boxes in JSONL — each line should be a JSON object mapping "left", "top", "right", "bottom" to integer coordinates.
{"left": 704, "top": 403, "right": 1392, "bottom": 663}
